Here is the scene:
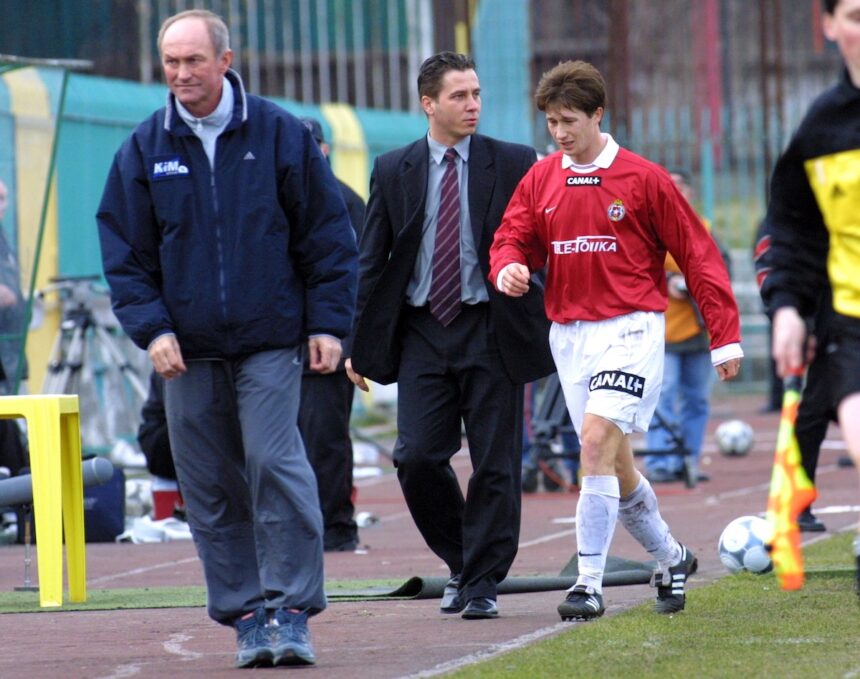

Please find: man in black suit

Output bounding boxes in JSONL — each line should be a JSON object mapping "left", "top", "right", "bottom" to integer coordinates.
{"left": 346, "top": 52, "right": 554, "bottom": 619}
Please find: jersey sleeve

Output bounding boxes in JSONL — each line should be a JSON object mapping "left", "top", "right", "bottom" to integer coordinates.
{"left": 649, "top": 172, "right": 741, "bottom": 350}
{"left": 489, "top": 169, "right": 548, "bottom": 284}
{"left": 96, "top": 140, "right": 175, "bottom": 350}
{"left": 759, "top": 131, "right": 830, "bottom": 318}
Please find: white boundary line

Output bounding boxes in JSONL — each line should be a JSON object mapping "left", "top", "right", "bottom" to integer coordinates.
{"left": 87, "top": 556, "right": 200, "bottom": 585}
{"left": 519, "top": 528, "right": 576, "bottom": 548}
{"left": 91, "top": 664, "right": 143, "bottom": 679}
{"left": 399, "top": 621, "right": 575, "bottom": 678}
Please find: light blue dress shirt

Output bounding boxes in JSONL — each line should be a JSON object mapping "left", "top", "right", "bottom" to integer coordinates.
{"left": 406, "top": 133, "right": 489, "bottom": 307}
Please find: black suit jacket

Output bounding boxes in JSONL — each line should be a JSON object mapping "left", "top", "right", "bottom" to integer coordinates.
{"left": 351, "top": 133, "right": 554, "bottom": 385}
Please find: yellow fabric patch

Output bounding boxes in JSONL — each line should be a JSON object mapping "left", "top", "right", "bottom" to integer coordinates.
{"left": 805, "top": 148, "right": 860, "bottom": 317}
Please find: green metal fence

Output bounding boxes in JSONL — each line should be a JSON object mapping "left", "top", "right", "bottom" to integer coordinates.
{"left": 607, "top": 94, "right": 830, "bottom": 393}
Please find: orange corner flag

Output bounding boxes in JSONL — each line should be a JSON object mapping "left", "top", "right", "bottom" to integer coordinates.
{"left": 765, "top": 371, "right": 817, "bottom": 590}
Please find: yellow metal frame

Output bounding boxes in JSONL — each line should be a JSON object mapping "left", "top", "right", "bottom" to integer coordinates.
{"left": 0, "top": 394, "right": 86, "bottom": 607}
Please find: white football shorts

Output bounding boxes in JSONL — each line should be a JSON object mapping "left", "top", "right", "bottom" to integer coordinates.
{"left": 549, "top": 310, "right": 664, "bottom": 435}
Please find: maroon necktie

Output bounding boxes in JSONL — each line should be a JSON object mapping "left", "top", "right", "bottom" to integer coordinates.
{"left": 429, "top": 148, "right": 461, "bottom": 326}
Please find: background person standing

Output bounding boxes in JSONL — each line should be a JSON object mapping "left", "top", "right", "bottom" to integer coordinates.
{"left": 298, "top": 116, "right": 364, "bottom": 552}
{"left": 0, "top": 179, "right": 28, "bottom": 479}
{"left": 0, "top": 179, "right": 27, "bottom": 397}
{"left": 644, "top": 170, "right": 729, "bottom": 485}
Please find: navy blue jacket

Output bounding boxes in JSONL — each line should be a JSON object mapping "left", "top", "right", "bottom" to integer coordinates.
{"left": 97, "top": 71, "right": 357, "bottom": 359}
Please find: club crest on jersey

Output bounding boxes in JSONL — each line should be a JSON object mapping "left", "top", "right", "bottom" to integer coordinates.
{"left": 607, "top": 199, "right": 626, "bottom": 222}
{"left": 589, "top": 370, "right": 645, "bottom": 397}
{"left": 566, "top": 175, "right": 601, "bottom": 186}
{"left": 150, "top": 155, "right": 191, "bottom": 181}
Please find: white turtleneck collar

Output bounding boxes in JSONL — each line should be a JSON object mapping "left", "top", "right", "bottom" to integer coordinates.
{"left": 175, "top": 76, "right": 234, "bottom": 169}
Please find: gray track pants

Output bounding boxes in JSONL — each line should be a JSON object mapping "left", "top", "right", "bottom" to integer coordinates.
{"left": 164, "top": 348, "right": 326, "bottom": 625}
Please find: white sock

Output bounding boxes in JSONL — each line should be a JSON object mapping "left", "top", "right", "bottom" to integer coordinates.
{"left": 617, "top": 474, "right": 682, "bottom": 571}
{"left": 853, "top": 535, "right": 860, "bottom": 557}
{"left": 574, "top": 475, "right": 620, "bottom": 593}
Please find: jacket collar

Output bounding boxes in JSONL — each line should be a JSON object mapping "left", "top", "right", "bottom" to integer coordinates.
{"left": 426, "top": 132, "right": 471, "bottom": 165}
{"left": 839, "top": 65, "right": 860, "bottom": 96}
{"left": 466, "top": 134, "right": 494, "bottom": 244}
{"left": 400, "top": 133, "right": 495, "bottom": 245}
{"left": 163, "top": 68, "right": 248, "bottom": 134}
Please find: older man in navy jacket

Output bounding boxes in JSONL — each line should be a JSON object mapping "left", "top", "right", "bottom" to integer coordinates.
{"left": 97, "top": 10, "right": 356, "bottom": 669}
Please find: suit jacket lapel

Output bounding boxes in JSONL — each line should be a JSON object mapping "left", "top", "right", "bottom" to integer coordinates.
{"left": 468, "top": 135, "right": 495, "bottom": 249}
{"left": 399, "top": 140, "right": 429, "bottom": 235}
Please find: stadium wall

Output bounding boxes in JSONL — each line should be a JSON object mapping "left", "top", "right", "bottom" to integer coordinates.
{"left": 0, "top": 68, "right": 426, "bottom": 389}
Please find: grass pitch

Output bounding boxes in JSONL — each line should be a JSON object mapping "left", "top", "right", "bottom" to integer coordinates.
{"left": 452, "top": 531, "right": 860, "bottom": 679}
{"left": 0, "top": 585, "right": 207, "bottom": 613}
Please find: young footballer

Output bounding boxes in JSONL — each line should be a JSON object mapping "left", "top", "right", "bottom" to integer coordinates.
{"left": 489, "top": 60, "right": 743, "bottom": 620}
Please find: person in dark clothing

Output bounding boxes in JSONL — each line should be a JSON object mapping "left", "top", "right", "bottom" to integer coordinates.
{"left": 137, "top": 370, "right": 186, "bottom": 520}
{"left": 793, "top": 311, "right": 837, "bottom": 532}
{"left": 0, "top": 179, "right": 28, "bottom": 477}
{"left": 96, "top": 10, "right": 357, "bottom": 668}
{"left": 762, "top": 0, "right": 860, "bottom": 596}
{"left": 137, "top": 370, "right": 176, "bottom": 481}
{"left": 347, "top": 52, "right": 555, "bottom": 620}
{"left": 0, "top": 179, "right": 27, "bottom": 395}
{"left": 298, "top": 117, "right": 364, "bottom": 552}
{"left": 755, "top": 220, "right": 837, "bottom": 533}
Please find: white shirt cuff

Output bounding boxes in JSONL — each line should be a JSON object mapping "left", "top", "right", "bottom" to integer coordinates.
{"left": 147, "top": 331, "right": 175, "bottom": 352}
{"left": 496, "top": 264, "right": 517, "bottom": 292}
{"left": 711, "top": 342, "right": 743, "bottom": 366}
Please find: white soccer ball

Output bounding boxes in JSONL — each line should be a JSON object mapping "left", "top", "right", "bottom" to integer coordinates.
{"left": 715, "top": 419, "right": 754, "bottom": 456}
{"left": 718, "top": 515, "right": 773, "bottom": 574}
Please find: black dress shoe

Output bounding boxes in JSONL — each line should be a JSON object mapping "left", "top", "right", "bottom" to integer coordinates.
{"left": 440, "top": 575, "right": 464, "bottom": 614}
{"left": 324, "top": 539, "right": 359, "bottom": 552}
{"left": 461, "top": 597, "right": 499, "bottom": 619}
{"left": 797, "top": 508, "right": 826, "bottom": 533}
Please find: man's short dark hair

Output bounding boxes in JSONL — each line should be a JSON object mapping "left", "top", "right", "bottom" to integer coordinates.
{"left": 822, "top": 0, "right": 839, "bottom": 14}
{"left": 417, "top": 51, "right": 476, "bottom": 100}
{"left": 300, "top": 117, "right": 325, "bottom": 145}
{"left": 534, "top": 60, "right": 606, "bottom": 116}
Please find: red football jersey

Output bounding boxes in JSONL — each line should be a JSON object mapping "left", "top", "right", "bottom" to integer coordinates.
{"left": 490, "top": 139, "right": 740, "bottom": 350}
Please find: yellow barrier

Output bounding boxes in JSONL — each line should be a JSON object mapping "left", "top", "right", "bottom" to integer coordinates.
{"left": 0, "top": 394, "right": 86, "bottom": 607}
